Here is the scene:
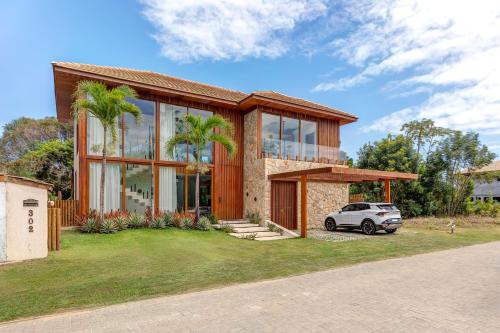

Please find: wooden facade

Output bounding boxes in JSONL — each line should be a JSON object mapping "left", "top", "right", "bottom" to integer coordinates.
{"left": 53, "top": 63, "right": 357, "bottom": 220}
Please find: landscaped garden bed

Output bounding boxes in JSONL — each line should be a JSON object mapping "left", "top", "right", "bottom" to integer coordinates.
{"left": 1, "top": 220, "right": 499, "bottom": 322}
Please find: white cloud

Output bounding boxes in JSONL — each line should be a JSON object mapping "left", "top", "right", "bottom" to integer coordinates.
{"left": 315, "top": 0, "right": 500, "bottom": 137}
{"left": 141, "top": 0, "right": 327, "bottom": 62}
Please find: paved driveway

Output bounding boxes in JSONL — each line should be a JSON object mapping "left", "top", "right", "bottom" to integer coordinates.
{"left": 2, "top": 241, "right": 500, "bottom": 333}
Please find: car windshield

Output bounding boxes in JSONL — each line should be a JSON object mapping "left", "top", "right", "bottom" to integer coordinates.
{"left": 376, "top": 204, "right": 398, "bottom": 211}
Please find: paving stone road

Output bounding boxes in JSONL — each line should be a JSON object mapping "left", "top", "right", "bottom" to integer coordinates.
{"left": 2, "top": 241, "right": 500, "bottom": 333}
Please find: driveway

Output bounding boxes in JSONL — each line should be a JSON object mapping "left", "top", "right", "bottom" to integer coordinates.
{"left": 1, "top": 241, "right": 499, "bottom": 332}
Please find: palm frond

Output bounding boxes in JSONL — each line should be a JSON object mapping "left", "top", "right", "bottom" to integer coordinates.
{"left": 203, "top": 114, "right": 234, "bottom": 136}
{"left": 165, "top": 133, "right": 191, "bottom": 158}
{"left": 208, "top": 133, "right": 237, "bottom": 157}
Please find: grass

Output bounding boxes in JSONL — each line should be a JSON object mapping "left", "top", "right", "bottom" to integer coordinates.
{"left": 1, "top": 220, "right": 499, "bottom": 322}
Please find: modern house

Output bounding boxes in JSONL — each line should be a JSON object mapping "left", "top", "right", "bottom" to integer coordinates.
{"left": 469, "top": 160, "right": 500, "bottom": 202}
{"left": 52, "top": 62, "right": 417, "bottom": 235}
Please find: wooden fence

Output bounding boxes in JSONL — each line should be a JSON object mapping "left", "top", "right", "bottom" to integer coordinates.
{"left": 48, "top": 208, "right": 61, "bottom": 251}
{"left": 54, "top": 200, "right": 79, "bottom": 227}
{"left": 349, "top": 193, "right": 364, "bottom": 203}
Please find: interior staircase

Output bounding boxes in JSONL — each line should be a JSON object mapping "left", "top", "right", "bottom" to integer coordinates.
{"left": 213, "top": 219, "right": 298, "bottom": 241}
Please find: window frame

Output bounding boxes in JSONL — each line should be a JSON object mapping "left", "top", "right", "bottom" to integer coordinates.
{"left": 260, "top": 111, "right": 317, "bottom": 159}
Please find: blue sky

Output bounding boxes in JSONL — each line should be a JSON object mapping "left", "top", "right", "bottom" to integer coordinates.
{"left": 1, "top": 0, "right": 499, "bottom": 158}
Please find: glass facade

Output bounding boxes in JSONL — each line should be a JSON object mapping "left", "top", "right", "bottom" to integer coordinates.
{"left": 261, "top": 112, "right": 317, "bottom": 160}
{"left": 281, "top": 117, "right": 299, "bottom": 159}
{"left": 124, "top": 98, "right": 155, "bottom": 159}
{"left": 187, "top": 173, "right": 212, "bottom": 214}
{"left": 261, "top": 113, "right": 281, "bottom": 157}
{"left": 88, "top": 162, "right": 122, "bottom": 213}
{"left": 87, "top": 114, "right": 122, "bottom": 157}
{"left": 85, "top": 99, "right": 218, "bottom": 215}
{"left": 125, "top": 164, "right": 153, "bottom": 214}
{"left": 300, "top": 120, "right": 317, "bottom": 160}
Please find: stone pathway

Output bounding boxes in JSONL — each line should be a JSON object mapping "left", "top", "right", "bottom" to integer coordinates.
{"left": 1, "top": 241, "right": 500, "bottom": 332}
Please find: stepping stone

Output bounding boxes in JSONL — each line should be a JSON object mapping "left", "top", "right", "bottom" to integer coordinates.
{"left": 232, "top": 227, "right": 268, "bottom": 233}
{"left": 229, "top": 232, "right": 281, "bottom": 238}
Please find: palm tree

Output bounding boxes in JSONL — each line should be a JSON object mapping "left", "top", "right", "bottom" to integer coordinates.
{"left": 165, "top": 114, "right": 236, "bottom": 221}
{"left": 72, "top": 81, "right": 142, "bottom": 222}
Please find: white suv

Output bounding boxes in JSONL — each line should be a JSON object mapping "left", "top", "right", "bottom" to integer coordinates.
{"left": 325, "top": 202, "right": 402, "bottom": 235}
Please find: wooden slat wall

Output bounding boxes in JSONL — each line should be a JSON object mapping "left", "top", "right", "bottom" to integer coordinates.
{"left": 54, "top": 200, "right": 79, "bottom": 226}
{"left": 318, "top": 118, "right": 340, "bottom": 148}
{"left": 214, "top": 109, "right": 244, "bottom": 219}
{"left": 271, "top": 181, "right": 297, "bottom": 230}
{"left": 48, "top": 208, "right": 61, "bottom": 251}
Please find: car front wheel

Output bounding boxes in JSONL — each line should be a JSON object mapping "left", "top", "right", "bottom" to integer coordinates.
{"left": 361, "top": 220, "right": 376, "bottom": 235}
{"left": 325, "top": 217, "right": 337, "bottom": 231}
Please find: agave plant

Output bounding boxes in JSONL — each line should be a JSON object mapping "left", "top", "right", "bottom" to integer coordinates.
{"left": 162, "top": 212, "right": 174, "bottom": 227}
{"left": 100, "top": 218, "right": 117, "bottom": 234}
{"left": 150, "top": 216, "right": 165, "bottom": 229}
{"left": 180, "top": 216, "right": 194, "bottom": 230}
{"left": 128, "top": 213, "right": 145, "bottom": 229}
{"left": 114, "top": 216, "right": 128, "bottom": 231}
{"left": 196, "top": 216, "right": 211, "bottom": 231}
{"left": 80, "top": 217, "right": 99, "bottom": 233}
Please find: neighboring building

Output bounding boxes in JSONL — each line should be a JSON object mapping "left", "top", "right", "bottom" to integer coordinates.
{"left": 52, "top": 62, "right": 416, "bottom": 232}
{"left": 469, "top": 160, "right": 500, "bottom": 202}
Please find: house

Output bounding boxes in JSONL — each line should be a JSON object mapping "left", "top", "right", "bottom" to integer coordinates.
{"left": 469, "top": 160, "right": 500, "bottom": 202}
{"left": 52, "top": 62, "right": 417, "bottom": 236}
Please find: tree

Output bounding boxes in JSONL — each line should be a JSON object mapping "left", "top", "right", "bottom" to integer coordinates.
{"left": 352, "top": 134, "right": 423, "bottom": 217}
{"left": 0, "top": 117, "right": 72, "bottom": 166}
{"left": 425, "top": 131, "right": 495, "bottom": 215}
{"left": 401, "top": 118, "right": 450, "bottom": 170}
{"left": 72, "top": 81, "right": 142, "bottom": 222}
{"left": 6, "top": 139, "right": 74, "bottom": 198}
{"left": 165, "top": 114, "right": 236, "bottom": 221}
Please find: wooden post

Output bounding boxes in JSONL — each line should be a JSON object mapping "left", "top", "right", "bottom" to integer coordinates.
{"left": 300, "top": 175, "right": 307, "bottom": 238}
{"left": 384, "top": 179, "right": 391, "bottom": 203}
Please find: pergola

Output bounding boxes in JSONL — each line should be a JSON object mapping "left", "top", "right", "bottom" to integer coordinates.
{"left": 268, "top": 166, "right": 418, "bottom": 238}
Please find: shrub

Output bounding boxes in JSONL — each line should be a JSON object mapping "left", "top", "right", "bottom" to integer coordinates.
{"left": 144, "top": 207, "right": 153, "bottom": 228}
{"left": 180, "top": 217, "right": 194, "bottom": 229}
{"left": 162, "top": 211, "right": 174, "bottom": 227}
{"left": 205, "top": 213, "right": 218, "bottom": 224}
{"left": 196, "top": 216, "right": 212, "bottom": 231}
{"left": 79, "top": 217, "right": 99, "bottom": 233}
{"left": 221, "top": 225, "right": 234, "bottom": 233}
{"left": 267, "top": 223, "right": 283, "bottom": 235}
{"left": 114, "top": 216, "right": 128, "bottom": 231}
{"left": 150, "top": 215, "right": 165, "bottom": 229}
{"left": 100, "top": 218, "right": 117, "bottom": 234}
{"left": 128, "top": 213, "right": 145, "bottom": 229}
{"left": 245, "top": 210, "right": 262, "bottom": 225}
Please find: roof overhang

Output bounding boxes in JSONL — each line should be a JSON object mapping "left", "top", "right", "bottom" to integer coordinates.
{"left": 268, "top": 166, "right": 418, "bottom": 183}
{"left": 239, "top": 94, "right": 358, "bottom": 125}
{"left": 52, "top": 64, "right": 240, "bottom": 121}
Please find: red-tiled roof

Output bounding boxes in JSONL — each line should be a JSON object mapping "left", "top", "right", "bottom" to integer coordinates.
{"left": 52, "top": 62, "right": 357, "bottom": 121}
{"left": 250, "top": 91, "right": 356, "bottom": 120}
{"left": 53, "top": 62, "right": 247, "bottom": 103}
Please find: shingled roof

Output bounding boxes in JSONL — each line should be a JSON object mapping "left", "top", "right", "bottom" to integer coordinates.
{"left": 52, "top": 62, "right": 357, "bottom": 121}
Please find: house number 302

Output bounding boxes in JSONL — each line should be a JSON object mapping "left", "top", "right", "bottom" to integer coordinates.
{"left": 28, "top": 209, "right": 34, "bottom": 232}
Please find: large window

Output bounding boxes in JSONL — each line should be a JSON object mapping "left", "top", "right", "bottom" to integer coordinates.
{"left": 281, "top": 116, "right": 299, "bottom": 159}
{"left": 188, "top": 108, "right": 213, "bottom": 164}
{"left": 261, "top": 113, "right": 281, "bottom": 157}
{"left": 89, "top": 162, "right": 122, "bottom": 212}
{"left": 159, "top": 104, "right": 213, "bottom": 163}
{"left": 87, "top": 114, "right": 122, "bottom": 157}
{"left": 124, "top": 99, "right": 155, "bottom": 159}
{"left": 125, "top": 164, "right": 153, "bottom": 214}
{"left": 261, "top": 113, "right": 317, "bottom": 160}
{"left": 160, "top": 103, "right": 187, "bottom": 162}
{"left": 187, "top": 173, "right": 212, "bottom": 214}
{"left": 300, "top": 120, "right": 317, "bottom": 160}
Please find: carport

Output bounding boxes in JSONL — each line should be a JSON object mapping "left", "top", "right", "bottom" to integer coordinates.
{"left": 268, "top": 167, "right": 418, "bottom": 238}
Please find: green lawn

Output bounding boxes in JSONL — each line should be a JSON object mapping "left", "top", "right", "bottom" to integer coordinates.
{"left": 1, "top": 224, "right": 500, "bottom": 322}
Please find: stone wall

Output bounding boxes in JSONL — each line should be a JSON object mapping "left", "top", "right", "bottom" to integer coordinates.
{"left": 243, "top": 109, "right": 348, "bottom": 230}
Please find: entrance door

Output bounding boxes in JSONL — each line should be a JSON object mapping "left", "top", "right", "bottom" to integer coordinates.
{"left": 271, "top": 181, "right": 297, "bottom": 230}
